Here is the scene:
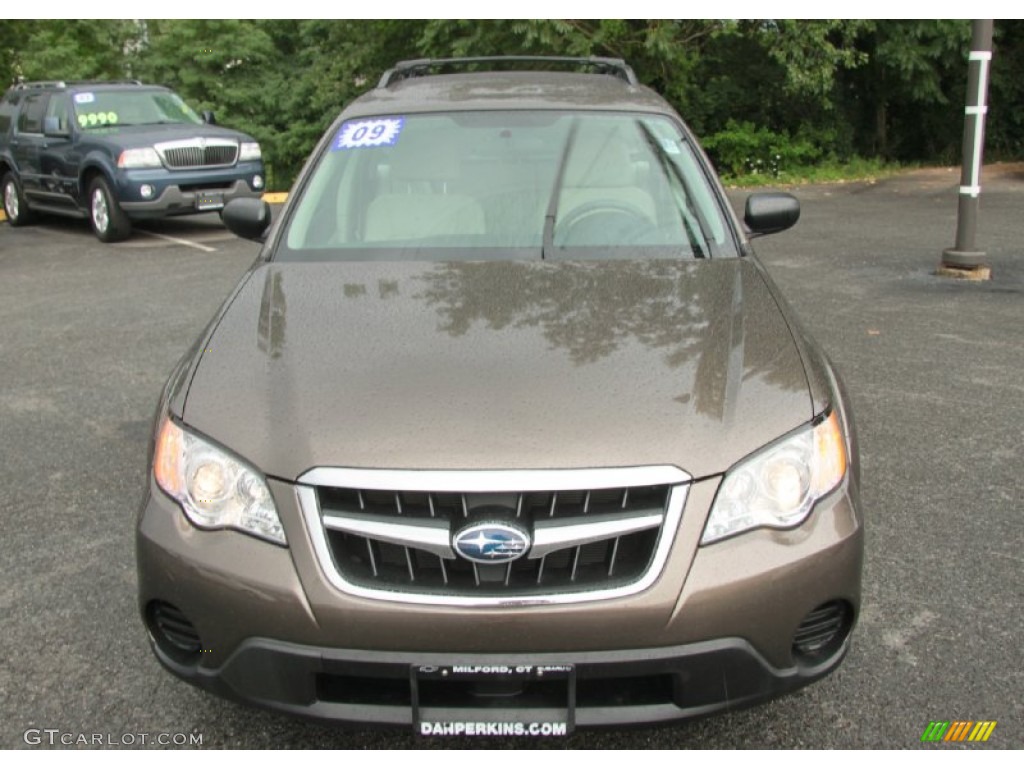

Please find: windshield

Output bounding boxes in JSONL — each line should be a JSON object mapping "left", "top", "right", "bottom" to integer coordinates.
{"left": 72, "top": 89, "right": 203, "bottom": 129}
{"left": 280, "top": 111, "right": 736, "bottom": 261}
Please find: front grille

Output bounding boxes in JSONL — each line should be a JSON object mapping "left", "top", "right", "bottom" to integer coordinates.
{"left": 156, "top": 139, "right": 238, "bottom": 169}
{"left": 299, "top": 467, "right": 689, "bottom": 604}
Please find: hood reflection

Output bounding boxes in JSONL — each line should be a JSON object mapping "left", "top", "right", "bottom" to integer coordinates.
{"left": 414, "top": 259, "right": 783, "bottom": 419}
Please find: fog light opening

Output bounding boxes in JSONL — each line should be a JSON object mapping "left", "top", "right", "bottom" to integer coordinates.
{"left": 792, "top": 600, "right": 853, "bottom": 665}
{"left": 252, "top": 174, "right": 264, "bottom": 190}
{"left": 140, "top": 184, "right": 155, "bottom": 199}
{"left": 146, "top": 600, "right": 203, "bottom": 665}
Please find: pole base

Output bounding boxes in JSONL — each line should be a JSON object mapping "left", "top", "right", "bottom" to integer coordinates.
{"left": 941, "top": 248, "right": 986, "bottom": 269}
{"left": 935, "top": 264, "right": 992, "bottom": 281}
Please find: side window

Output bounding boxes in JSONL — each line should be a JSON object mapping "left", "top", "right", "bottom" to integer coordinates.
{"left": 17, "top": 93, "right": 49, "bottom": 134}
{"left": 0, "top": 92, "right": 19, "bottom": 135}
{"left": 45, "top": 94, "right": 70, "bottom": 133}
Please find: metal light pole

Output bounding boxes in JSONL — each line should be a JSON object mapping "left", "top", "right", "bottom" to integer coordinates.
{"left": 941, "top": 20, "right": 994, "bottom": 275}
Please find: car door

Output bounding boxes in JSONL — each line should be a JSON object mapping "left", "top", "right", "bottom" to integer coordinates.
{"left": 38, "top": 92, "right": 79, "bottom": 210}
{"left": 12, "top": 92, "right": 48, "bottom": 198}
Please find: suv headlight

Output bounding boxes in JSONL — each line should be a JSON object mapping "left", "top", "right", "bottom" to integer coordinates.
{"left": 702, "top": 411, "right": 847, "bottom": 544}
{"left": 153, "top": 418, "right": 286, "bottom": 545}
{"left": 118, "top": 148, "right": 163, "bottom": 168}
{"left": 239, "top": 142, "right": 262, "bottom": 161}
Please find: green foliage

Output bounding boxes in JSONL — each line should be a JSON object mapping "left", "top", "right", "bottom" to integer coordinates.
{"left": 989, "top": 20, "right": 1024, "bottom": 158}
{"left": 760, "top": 20, "right": 870, "bottom": 100}
{"left": 724, "top": 156, "right": 908, "bottom": 188}
{"left": 2, "top": 20, "right": 1021, "bottom": 188}
{"left": 14, "top": 20, "right": 142, "bottom": 82}
{"left": 703, "top": 120, "right": 823, "bottom": 178}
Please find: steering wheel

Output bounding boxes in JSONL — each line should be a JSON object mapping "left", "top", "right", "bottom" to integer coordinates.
{"left": 556, "top": 199, "right": 656, "bottom": 246}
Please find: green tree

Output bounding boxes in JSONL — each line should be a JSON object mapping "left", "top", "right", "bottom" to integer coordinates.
{"left": 15, "top": 20, "right": 142, "bottom": 82}
{"left": 0, "top": 20, "right": 29, "bottom": 86}
{"left": 843, "top": 20, "right": 969, "bottom": 160}
{"left": 988, "top": 20, "right": 1024, "bottom": 159}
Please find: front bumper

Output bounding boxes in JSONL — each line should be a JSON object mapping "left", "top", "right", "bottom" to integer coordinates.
{"left": 150, "top": 634, "right": 850, "bottom": 728}
{"left": 136, "top": 473, "right": 863, "bottom": 728}
{"left": 116, "top": 163, "right": 264, "bottom": 218}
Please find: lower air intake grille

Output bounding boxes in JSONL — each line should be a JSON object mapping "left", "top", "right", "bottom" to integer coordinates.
{"left": 793, "top": 600, "right": 853, "bottom": 661}
{"left": 148, "top": 601, "right": 202, "bottom": 662}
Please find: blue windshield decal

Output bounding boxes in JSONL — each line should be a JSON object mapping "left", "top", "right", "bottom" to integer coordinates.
{"left": 332, "top": 117, "right": 404, "bottom": 150}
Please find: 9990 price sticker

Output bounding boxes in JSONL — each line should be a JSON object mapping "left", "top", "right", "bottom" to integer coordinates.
{"left": 332, "top": 117, "right": 404, "bottom": 150}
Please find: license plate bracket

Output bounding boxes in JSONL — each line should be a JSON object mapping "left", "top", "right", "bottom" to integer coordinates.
{"left": 195, "top": 192, "right": 224, "bottom": 211}
{"left": 412, "top": 663, "right": 575, "bottom": 737}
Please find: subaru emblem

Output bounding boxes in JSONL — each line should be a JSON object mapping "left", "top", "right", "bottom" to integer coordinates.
{"left": 453, "top": 523, "right": 530, "bottom": 564}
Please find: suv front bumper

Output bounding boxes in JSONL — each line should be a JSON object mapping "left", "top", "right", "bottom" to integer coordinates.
{"left": 120, "top": 178, "right": 261, "bottom": 218}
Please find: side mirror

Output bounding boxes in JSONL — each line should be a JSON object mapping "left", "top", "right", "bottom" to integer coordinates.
{"left": 43, "top": 116, "right": 69, "bottom": 138}
{"left": 744, "top": 192, "right": 800, "bottom": 236}
{"left": 201, "top": 110, "right": 217, "bottom": 125}
{"left": 222, "top": 198, "right": 271, "bottom": 242}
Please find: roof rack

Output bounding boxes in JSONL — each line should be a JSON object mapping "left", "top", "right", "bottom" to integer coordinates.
{"left": 377, "top": 56, "right": 639, "bottom": 89}
{"left": 14, "top": 80, "right": 67, "bottom": 90}
{"left": 14, "top": 79, "right": 143, "bottom": 90}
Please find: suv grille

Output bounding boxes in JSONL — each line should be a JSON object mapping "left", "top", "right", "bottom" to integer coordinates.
{"left": 297, "top": 467, "right": 690, "bottom": 606}
{"left": 155, "top": 139, "right": 238, "bottom": 169}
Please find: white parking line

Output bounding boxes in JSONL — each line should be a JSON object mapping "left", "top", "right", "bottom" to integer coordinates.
{"left": 136, "top": 229, "right": 217, "bottom": 253}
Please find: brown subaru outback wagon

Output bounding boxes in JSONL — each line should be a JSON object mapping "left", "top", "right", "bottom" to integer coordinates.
{"left": 137, "top": 57, "right": 863, "bottom": 736}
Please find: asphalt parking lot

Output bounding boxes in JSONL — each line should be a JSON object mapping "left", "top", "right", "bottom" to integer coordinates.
{"left": 1, "top": 166, "right": 1021, "bottom": 749}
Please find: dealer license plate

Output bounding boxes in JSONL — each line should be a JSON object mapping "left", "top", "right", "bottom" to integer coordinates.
{"left": 412, "top": 663, "right": 575, "bottom": 737}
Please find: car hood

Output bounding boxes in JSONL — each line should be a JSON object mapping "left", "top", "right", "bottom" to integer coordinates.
{"left": 80, "top": 122, "right": 252, "bottom": 150}
{"left": 183, "top": 258, "right": 813, "bottom": 481}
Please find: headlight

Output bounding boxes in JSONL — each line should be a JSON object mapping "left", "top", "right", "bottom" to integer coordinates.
{"left": 702, "top": 410, "right": 847, "bottom": 544}
{"left": 117, "top": 148, "right": 162, "bottom": 168}
{"left": 153, "top": 418, "right": 286, "bottom": 545}
{"left": 239, "top": 142, "right": 262, "bottom": 161}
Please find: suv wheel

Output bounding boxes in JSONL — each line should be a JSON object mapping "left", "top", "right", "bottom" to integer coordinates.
{"left": 88, "top": 176, "right": 131, "bottom": 242}
{"left": 2, "top": 172, "right": 34, "bottom": 226}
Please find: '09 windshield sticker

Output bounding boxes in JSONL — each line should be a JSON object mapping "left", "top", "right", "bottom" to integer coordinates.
{"left": 332, "top": 117, "right": 404, "bottom": 150}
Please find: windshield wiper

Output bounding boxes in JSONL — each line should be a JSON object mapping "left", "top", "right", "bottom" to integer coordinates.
{"left": 541, "top": 118, "right": 580, "bottom": 260}
{"left": 634, "top": 120, "right": 718, "bottom": 258}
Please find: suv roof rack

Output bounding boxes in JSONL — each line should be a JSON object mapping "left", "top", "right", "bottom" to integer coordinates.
{"left": 14, "top": 80, "right": 68, "bottom": 90}
{"left": 377, "top": 56, "right": 639, "bottom": 89}
{"left": 14, "top": 79, "right": 144, "bottom": 90}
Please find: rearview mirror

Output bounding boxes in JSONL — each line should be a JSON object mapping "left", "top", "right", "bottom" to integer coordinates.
{"left": 222, "top": 198, "right": 271, "bottom": 242}
{"left": 744, "top": 192, "right": 800, "bottom": 236}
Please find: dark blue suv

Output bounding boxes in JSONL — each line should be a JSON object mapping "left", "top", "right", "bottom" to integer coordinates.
{"left": 0, "top": 80, "right": 265, "bottom": 242}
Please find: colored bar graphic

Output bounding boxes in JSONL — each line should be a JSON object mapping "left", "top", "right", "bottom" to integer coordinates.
{"left": 921, "top": 720, "right": 996, "bottom": 743}
{"left": 945, "top": 721, "right": 972, "bottom": 741}
{"left": 968, "top": 722, "right": 997, "bottom": 742}
{"left": 921, "top": 721, "right": 950, "bottom": 742}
